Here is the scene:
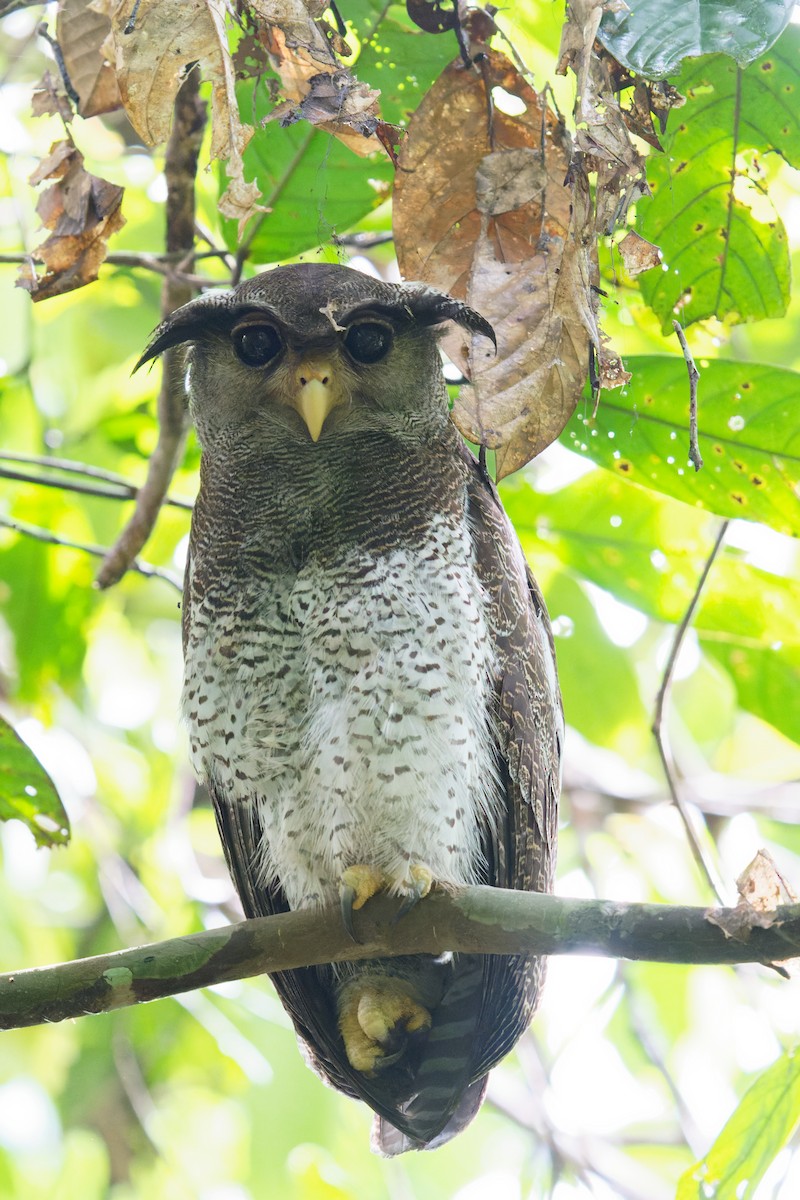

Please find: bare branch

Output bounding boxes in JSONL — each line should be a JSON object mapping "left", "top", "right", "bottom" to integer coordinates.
{"left": 652, "top": 520, "right": 731, "bottom": 903}
{"left": 96, "top": 72, "right": 206, "bottom": 589}
{"left": 0, "top": 0, "right": 44, "bottom": 19}
{"left": 0, "top": 888, "right": 797, "bottom": 1031}
{"left": 0, "top": 515, "right": 181, "bottom": 590}
{"left": 672, "top": 319, "right": 702, "bottom": 471}
{"left": 0, "top": 456, "right": 193, "bottom": 510}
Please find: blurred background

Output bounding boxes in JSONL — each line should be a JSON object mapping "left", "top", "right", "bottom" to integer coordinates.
{"left": 0, "top": 2, "right": 799, "bottom": 1197}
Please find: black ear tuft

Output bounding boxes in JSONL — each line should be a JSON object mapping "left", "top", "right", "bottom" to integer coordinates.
{"left": 133, "top": 293, "right": 234, "bottom": 373}
{"left": 400, "top": 286, "right": 497, "bottom": 351}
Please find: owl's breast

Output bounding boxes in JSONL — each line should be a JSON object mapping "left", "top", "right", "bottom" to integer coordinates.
{"left": 183, "top": 512, "right": 501, "bottom": 908}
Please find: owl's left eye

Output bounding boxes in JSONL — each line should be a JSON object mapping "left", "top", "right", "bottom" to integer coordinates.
{"left": 232, "top": 323, "right": 283, "bottom": 367}
{"left": 344, "top": 322, "right": 393, "bottom": 364}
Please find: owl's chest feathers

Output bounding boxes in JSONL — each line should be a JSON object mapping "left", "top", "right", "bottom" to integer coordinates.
{"left": 184, "top": 463, "right": 501, "bottom": 908}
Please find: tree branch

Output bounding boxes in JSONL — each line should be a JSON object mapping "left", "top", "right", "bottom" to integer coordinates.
{"left": 0, "top": 515, "right": 181, "bottom": 591}
{"left": 96, "top": 72, "right": 206, "bottom": 589}
{"left": 652, "top": 519, "right": 730, "bottom": 904}
{"left": 1, "top": 888, "right": 797, "bottom": 1031}
{"left": 0, "top": 457, "right": 193, "bottom": 509}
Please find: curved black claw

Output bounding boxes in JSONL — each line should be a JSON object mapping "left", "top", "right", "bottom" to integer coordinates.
{"left": 392, "top": 884, "right": 427, "bottom": 925}
{"left": 340, "top": 884, "right": 361, "bottom": 943}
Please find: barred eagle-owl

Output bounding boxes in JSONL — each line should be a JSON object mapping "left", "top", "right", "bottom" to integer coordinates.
{"left": 138, "top": 262, "right": 562, "bottom": 1154}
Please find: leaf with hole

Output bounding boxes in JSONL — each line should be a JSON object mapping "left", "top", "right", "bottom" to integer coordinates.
{"left": 562, "top": 356, "right": 800, "bottom": 536}
{"left": 636, "top": 30, "right": 800, "bottom": 332}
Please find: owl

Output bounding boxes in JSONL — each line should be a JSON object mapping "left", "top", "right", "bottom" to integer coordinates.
{"left": 137, "top": 263, "right": 563, "bottom": 1154}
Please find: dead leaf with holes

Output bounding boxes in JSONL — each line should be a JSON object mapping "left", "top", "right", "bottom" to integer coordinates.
{"left": 706, "top": 849, "right": 797, "bottom": 945}
{"left": 31, "top": 71, "right": 74, "bottom": 123}
{"left": 58, "top": 0, "right": 121, "bottom": 118}
{"left": 111, "top": 0, "right": 264, "bottom": 235}
{"left": 394, "top": 50, "right": 609, "bottom": 478}
{"left": 557, "top": 0, "right": 648, "bottom": 232}
{"left": 17, "top": 139, "right": 125, "bottom": 301}
{"left": 618, "top": 230, "right": 661, "bottom": 277}
{"left": 253, "top": 1, "right": 392, "bottom": 157}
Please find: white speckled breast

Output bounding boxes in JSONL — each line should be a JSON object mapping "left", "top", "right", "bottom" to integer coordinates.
{"left": 183, "top": 515, "right": 499, "bottom": 909}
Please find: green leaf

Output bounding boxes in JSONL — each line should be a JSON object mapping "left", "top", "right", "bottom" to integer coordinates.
{"left": 223, "top": 82, "right": 393, "bottom": 261}
{"left": 637, "top": 30, "right": 800, "bottom": 332}
{"left": 677, "top": 1049, "right": 800, "bottom": 1200}
{"left": 562, "top": 357, "right": 800, "bottom": 536}
{"left": 702, "top": 639, "right": 800, "bottom": 745}
{"left": 544, "top": 571, "right": 649, "bottom": 747}
{"left": 0, "top": 716, "right": 69, "bottom": 847}
{"left": 502, "top": 471, "right": 800, "bottom": 742}
{"left": 599, "top": 0, "right": 794, "bottom": 78}
{"left": 346, "top": 1, "right": 456, "bottom": 127}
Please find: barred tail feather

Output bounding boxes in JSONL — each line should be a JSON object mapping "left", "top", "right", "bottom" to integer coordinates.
{"left": 373, "top": 959, "right": 488, "bottom": 1156}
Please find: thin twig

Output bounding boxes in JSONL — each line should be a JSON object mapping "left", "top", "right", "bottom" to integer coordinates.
{"left": 672, "top": 319, "right": 703, "bottom": 471}
{"left": 0, "top": 450, "right": 193, "bottom": 505}
{"left": 37, "top": 23, "right": 79, "bottom": 106}
{"left": 1, "top": 888, "right": 798, "bottom": 1031}
{"left": 96, "top": 72, "right": 206, "bottom": 589}
{"left": 0, "top": 457, "right": 193, "bottom": 510}
{"left": 652, "top": 520, "right": 730, "bottom": 904}
{"left": 0, "top": 515, "right": 181, "bottom": 591}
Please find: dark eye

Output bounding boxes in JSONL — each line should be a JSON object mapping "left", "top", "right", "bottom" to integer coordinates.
{"left": 344, "top": 322, "right": 393, "bottom": 364}
{"left": 232, "top": 323, "right": 283, "bottom": 367}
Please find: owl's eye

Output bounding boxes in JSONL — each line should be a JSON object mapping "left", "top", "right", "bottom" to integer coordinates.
{"left": 232, "top": 323, "right": 283, "bottom": 367}
{"left": 344, "top": 322, "right": 393, "bottom": 364}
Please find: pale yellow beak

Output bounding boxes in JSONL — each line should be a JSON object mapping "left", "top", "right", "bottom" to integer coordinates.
{"left": 292, "top": 361, "right": 341, "bottom": 442}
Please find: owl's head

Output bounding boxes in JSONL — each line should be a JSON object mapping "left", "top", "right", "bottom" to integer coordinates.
{"left": 136, "top": 264, "right": 494, "bottom": 448}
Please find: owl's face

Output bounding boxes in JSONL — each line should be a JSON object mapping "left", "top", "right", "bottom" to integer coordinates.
{"left": 137, "top": 264, "right": 494, "bottom": 450}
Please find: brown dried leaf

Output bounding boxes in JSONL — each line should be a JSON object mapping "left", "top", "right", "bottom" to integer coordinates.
{"left": 737, "top": 849, "right": 797, "bottom": 911}
{"left": 270, "top": 69, "right": 381, "bottom": 139}
{"left": 618, "top": 230, "right": 661, "bottom": 277}
{"left": 31, "top": 71, "right": 74, "bottom": 122}
{"left": 706, "top": 850, "right": 797, "bottom": 943}
{"left": 557, "top": 0, "right": 648, "bottom": 233}
{"left": 112, "top": 0, "right": 262, "bottom": 235}
{"left": 597, "top": 335, "right": 631, "bottom": 390}
{"left": 18, "top": 139, "right": 125, "bottom": 301}
{"left": 58, "top": 0, "right": 121, "bottom": 118}
{"left": 257, "top": 11, "right": 388, "bottom": 158}
{"left": 394, "top": 50, "right": 598, "bottom": 478}
{"left": 706, "top": 903, "right": 777, "bottom": 942}
{"left": 253, "top": 1, "right": 338, "bottom": 99}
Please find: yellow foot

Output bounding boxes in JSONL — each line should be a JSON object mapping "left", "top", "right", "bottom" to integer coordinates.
{"left": 340, "top": 865, "right": 388, "bottom": 941}
{"left": 339, "top": 862, "right": 435, "bottom": 941}
{"left": 338, "top": 977, "right": 432, "bottom": 1074}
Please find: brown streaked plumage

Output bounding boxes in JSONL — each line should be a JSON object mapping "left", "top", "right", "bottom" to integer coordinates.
{"left": 138, "top": 263, "right": 563, "bottom": 1154}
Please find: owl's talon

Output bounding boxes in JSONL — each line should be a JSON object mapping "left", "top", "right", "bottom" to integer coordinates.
{"left": 339, "top": 864, "right": 387, "bottom": 943}
{"left": 393, "top": 862, "right": 434, "bottom": 923}
{"left": 338, "top": 978, "right": 432, "bottom": 1074}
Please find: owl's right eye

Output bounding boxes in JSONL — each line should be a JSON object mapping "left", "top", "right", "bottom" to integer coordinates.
{"left": 232, "top": 323, "right": 283, "bottom": 367}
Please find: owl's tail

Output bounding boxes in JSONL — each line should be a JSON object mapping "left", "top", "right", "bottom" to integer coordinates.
{"left": 371, "top": 957, "right": 488, "bottom": 1156}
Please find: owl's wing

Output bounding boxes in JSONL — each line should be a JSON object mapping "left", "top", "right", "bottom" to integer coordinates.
{"left": 210, "top": 786, "right": 360, "bottom": 1102}
{"left": 460, "top": 443, "right": 563, "bottom": 1079}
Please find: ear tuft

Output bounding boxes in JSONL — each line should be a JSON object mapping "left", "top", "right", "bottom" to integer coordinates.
{"left": 133, "top": 292, "right": 234, "bottom": 374}
{"left": 399, "top": 285, "right": 496, "bottom": 352}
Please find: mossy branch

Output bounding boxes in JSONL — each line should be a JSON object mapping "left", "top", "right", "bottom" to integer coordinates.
{"left": 1, "top": 888, "right": 798, "bottom": 1031}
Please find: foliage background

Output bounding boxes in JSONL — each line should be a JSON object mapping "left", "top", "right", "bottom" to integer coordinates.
{"left": 0, "top": 2, "right": 799, "bottom": 1198}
